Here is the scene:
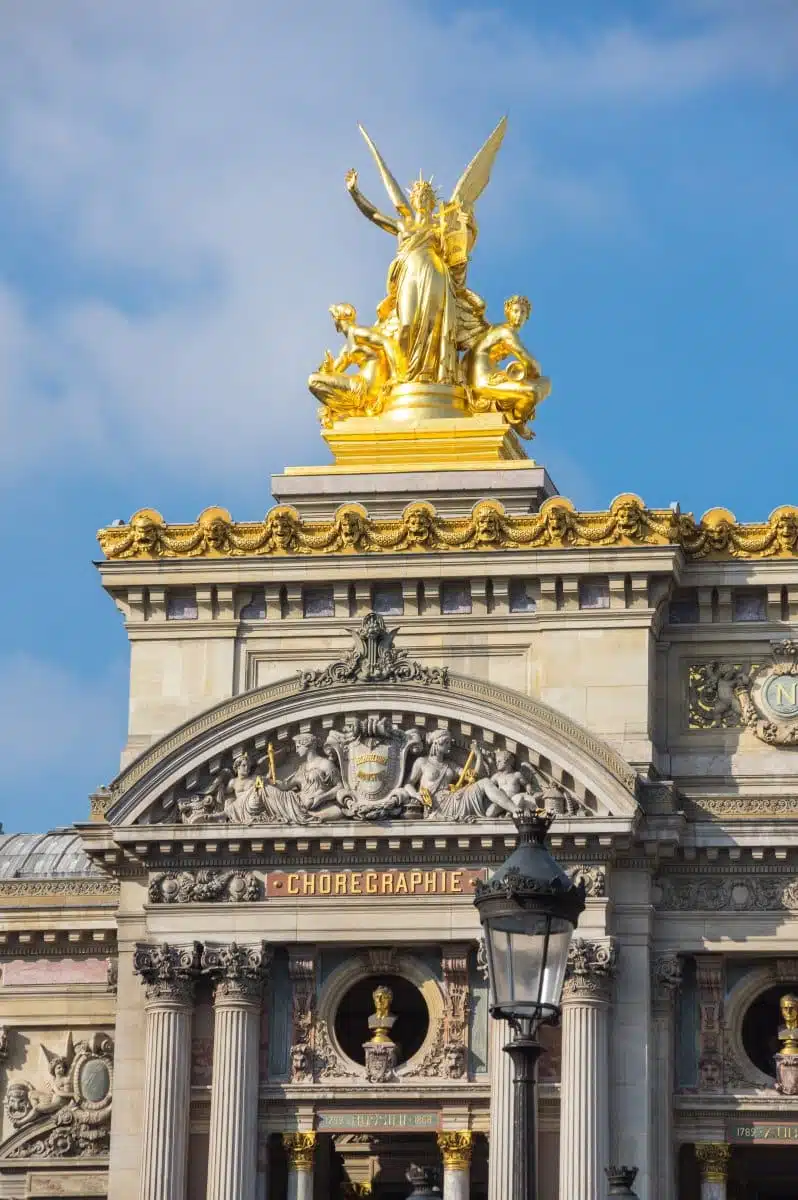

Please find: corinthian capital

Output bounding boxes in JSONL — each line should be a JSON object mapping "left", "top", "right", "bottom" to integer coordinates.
{"left": 562, "top": 938, "right": 617, "bottom": 1004}
{"left": 133, "top": 941, "right": 201, "bottom": 1005}
{"left": 201, "top": 941, "right": 272, "bottom": 1003}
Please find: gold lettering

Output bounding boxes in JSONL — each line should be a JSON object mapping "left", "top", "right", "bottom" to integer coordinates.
{"left": 318, "top": 873, "right": 331, "bottom": 895}
{"left": 287, "top": 873, "right": 299, "bottom": 895}
{"left": 381, "top": 872, "right": 394, "bottom": 894}
{"left": 302, "top": 873, "right": 316, "bottom": 895}
{"left": 351, "top": 873, "right": 362, "bottom": 895}
{"left": 451, "top": 870, "right": 463, "bottom": 894}
{"left": 409, "top": 870, "right": 422, "bottom": 893}
{"left": 395, "top": 872, "right": 408, "bottom": 894}
{"left": 365, "top": 871, "right": 378, "bottom": 894}
{"left": 424, "top": 871, "right": 437, "bottom": 893}
{"left": 334, "top": 873, "right": 347, "bottom": 894}
{"left": 776, "top": 680, "right": 798, "bottom": 706}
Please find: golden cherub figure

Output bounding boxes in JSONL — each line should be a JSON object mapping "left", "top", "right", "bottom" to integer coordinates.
{"left": 466, "top": 295, "right": 551, "bottom": 438}
{"left": 309, "top": 304, "right": 406, "bottom": 426}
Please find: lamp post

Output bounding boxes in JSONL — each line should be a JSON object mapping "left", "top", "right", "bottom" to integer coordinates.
{"left": 474, "top": 808, "right": 585, "bottom": 1200}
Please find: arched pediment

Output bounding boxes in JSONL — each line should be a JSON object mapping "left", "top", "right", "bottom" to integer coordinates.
{"left": 103, "top": 618, "right": 640, "bottom": 830}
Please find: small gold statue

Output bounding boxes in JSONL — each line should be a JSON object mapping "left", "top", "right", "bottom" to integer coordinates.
{"left": 368, "top": 985, "right": 397, "bottom": 1045}
{"left": 309, "top": 304, "right": 406, "bottom": 427}
{"left": 780, "top": 992, "right": 798, "bottom": 1055}
{"left": 466, "top": 295, "right": 551, "bottom": 438}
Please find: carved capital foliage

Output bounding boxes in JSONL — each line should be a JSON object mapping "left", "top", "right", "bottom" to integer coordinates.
{"left": 437, "top": 1131, "right": 474, "bottom": 1170}
{"left": 562, "top": 939, "right": 617, "bottom": 1004}
{"left": 201, "top": 941, "right": 272, "bottom": 1003}
{"left": 283, "top": 1131, "right": 317, "bottom": 1171}
{"left": 133, "top": 942, "right": 201, "bottom": 1005}
{"left": 694, "top": 1142, "right": 731, "bottom": 1182}
{"left": 148, "top": 870, "right": 261, "bottom": 903}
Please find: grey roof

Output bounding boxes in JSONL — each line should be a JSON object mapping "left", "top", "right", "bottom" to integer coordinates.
{"left": 0, "top": 831, "right": 102, "bottom": 880}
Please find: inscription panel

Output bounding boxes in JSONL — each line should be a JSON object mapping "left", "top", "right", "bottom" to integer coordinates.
{"left": 266, "top": 868, "right": 485, "bottom": 898}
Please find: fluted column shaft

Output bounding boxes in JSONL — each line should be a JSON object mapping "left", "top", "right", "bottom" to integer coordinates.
{"left": 558, "top": 939, "right": 616, "bottom": 1200}
{"left": 134, "top": 942, "right": 200, "bottom": 1200}
{"left": 438, "top": 1132, "right": 473, "bottom": 1200}
{"left": 696, "top": 1143, "right": 730, "bottom": 1200}
{"left": 487, "top": 1013, "right": 515, "bottom": 1200}
{"left": 284, "top": 1133, "right": 316, "bottom": 1200}
{"left": 203, "top": 942, "right": 271, "bottom": 1200}
{"left": 652, "top": 955, "right": 682, "bottom": 1200}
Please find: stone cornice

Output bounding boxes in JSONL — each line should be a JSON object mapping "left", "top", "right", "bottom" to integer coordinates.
{"left": 96, "top": 497, "right": 798, "bottom": 563}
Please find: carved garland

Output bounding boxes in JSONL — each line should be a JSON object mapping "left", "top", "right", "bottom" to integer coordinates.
{"left": 97, "top": 497, "right": 798, "bottom": 561}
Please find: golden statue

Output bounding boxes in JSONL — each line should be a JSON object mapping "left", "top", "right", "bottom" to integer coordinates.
{"left": 367, "top": 984, "right": 397, "bottom": 1045}
{"left": 309, "top": 118, "right": 550, "bottom": 462}
{"left": 780, "top": 992, "right": 798, "bottom": 1055}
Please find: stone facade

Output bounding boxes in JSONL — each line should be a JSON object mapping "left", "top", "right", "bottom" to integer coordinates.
{"left": 5, "top": 458, "right": 798, "bottom": 1199}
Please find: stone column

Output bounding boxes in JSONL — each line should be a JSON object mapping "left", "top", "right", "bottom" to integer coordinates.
{"left": 438, "top": 1131, "right": 473, "bottom": 1200}
{"left": 695, "top": 1143, "right": 731, "bottom": 1200}
{"left": 202, "top": 942, "right": 272, "bottom": 1200}
{"left": 651, "top": 955, "right": 682, "bottom": 1200}
{"left": 487, "top": 1012, "right": 514, "bottom": 1200}
{"left": 133, "top": 942, "right": 201, "bottom": 1200}
{"left": 283, "top": 1133, "right": 317, "bottom": 1200}
{"left": 558, "top": 938, "right": 616, "bottom": 1200}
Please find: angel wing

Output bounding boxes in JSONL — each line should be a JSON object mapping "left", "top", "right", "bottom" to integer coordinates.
{"left": 450, "top": 116, "right": 508, "bottom": 210}
{"left": 358, "top": 124, "right": 410, "bottom": 215}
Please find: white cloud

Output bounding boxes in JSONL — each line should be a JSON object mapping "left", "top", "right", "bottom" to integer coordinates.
{"left": 0, "top": 0, "right": 794, "bottom": 488}
{"left": 0, "top": 654, "right": 127, "bottom": 833}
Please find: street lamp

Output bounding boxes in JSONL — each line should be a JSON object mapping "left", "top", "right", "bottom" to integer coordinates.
{"left": 474, "top": 808, "right": 585, "bottom": 1200}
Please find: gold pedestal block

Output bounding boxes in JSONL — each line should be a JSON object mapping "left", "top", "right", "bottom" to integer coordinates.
{"left": 322, "top": 412, "right": 526, "bottom": 471}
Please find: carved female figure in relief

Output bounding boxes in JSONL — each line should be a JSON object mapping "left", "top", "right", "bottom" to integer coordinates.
{"left": 392, "top": 728, "right": 520, "bottom": 821}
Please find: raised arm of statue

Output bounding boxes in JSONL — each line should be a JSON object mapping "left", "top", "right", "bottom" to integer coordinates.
{"left": 345, "top": 169, "right": 400, "bottom": 236}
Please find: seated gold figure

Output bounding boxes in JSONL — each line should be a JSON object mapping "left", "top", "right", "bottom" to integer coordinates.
{"left": 309, "top": 304, "right": 406, "bottom": 427}
{"left": 466, "top": 295, "right": 551, "bottom": 438}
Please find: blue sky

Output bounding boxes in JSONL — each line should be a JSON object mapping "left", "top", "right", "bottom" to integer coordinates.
{"left": 1, "top": 0, "right": 796, "bottom": 833}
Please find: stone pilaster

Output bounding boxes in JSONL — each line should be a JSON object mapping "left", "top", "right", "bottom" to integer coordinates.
{"left": 695, "top": 1142, "right": 730, "bottom": 1200}
{"left": 438, "top": 1131, "right": 473, "bottom": 1200}
{"left": 487, "top": 1012, "right": 514, "bottom": 1200}
{"left": 203, "top": 941, "right": 272, "bottom": 1200}
{"left": 558, "top": 938, "right": 616, "bottom": 1200}
{"left": 133, "top": 942, "right": 201, "bottom": 1200}
{"left": 651, "top": 954, "right": 682, "bottom": 1200}
{"left": 284, "top": 1132, "right": 317, "bottom": 1200}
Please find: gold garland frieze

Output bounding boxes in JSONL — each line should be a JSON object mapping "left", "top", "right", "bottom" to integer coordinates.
{"left": 97, "top": 498, "right": 798, "bottom": 561}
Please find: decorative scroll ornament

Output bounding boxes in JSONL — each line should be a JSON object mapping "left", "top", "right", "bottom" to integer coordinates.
{"left": 440, "top": 945, "right": 470, "bottom": 1079}
{"left": 289, "top": 950, "right": 316, "bottom": 1084}
{"left": 283, "top": 1132, "right": 317, "bottom": 1171}
{"left": 98, "top": 498, "right": 798, "bottom": 562}
{"left": 653, "top": 875, "right": 798, "bottom": 912}
{"left": 562, "top": 938, "right": 617, "bottom": 1003}
{"left": 201, "top": 941, "right": 272, "bottom": 1002}
{"left": 148, "top": 870, "right": 261, "bottom": 903}
{"left": 437, "top": 1131, "right": 474, "bottom": 1170}
{"left": 300, "top": 613, "right": 447, "bottom": 689}
{"left": 133, "top": 942, "right": 201, "bottom": 1004}
{"left": 1, "top": 1033, "right": 113, "bottom": 1160}
{"left": 736, "top": 642, "right": 798, "bottom": 746}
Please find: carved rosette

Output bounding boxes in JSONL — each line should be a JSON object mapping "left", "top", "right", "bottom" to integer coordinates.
{"left": 201, "top": 941, "right": 272, "bottom": 1004}
{"left": 288, "top": 949, "right": 316, "bottom": 1083}
{"left": 148, "top": 869, "right": 261, "bottom": 903}
{"left": 652, "top": 953, "right": 683, "bottom": 1013}
{"left": 283, "top": 1131, "right": 317, "bottom": 1172}
{"left": 133, "top": 942, "right": 201, "bottom": 1006}
{"left": 437, "top": 1131, "right": 474, "bottom": 1170}
{"left": 562, "top": 939, "right": 617, "bottom": 1004}
{"left": 694, "top": 1142, "right": 730, "bottom": 1182}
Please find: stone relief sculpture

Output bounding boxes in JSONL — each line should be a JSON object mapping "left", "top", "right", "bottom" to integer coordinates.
{"left": 1, "top": 1033, "right": 113, "bottom": 1159}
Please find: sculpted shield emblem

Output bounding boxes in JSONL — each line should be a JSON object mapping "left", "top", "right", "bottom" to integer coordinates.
{"left": 325, "top": 717, "right": 422, "bottom": 819}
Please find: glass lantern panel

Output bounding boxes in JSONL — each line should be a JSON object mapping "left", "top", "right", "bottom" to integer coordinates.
{"left": 486, "top": 914, "right": 573, "bottom": 1017}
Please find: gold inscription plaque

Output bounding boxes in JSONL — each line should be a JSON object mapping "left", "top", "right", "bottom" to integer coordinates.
{"left": 266, "top": 868, "right": 485, "bottom": 898}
